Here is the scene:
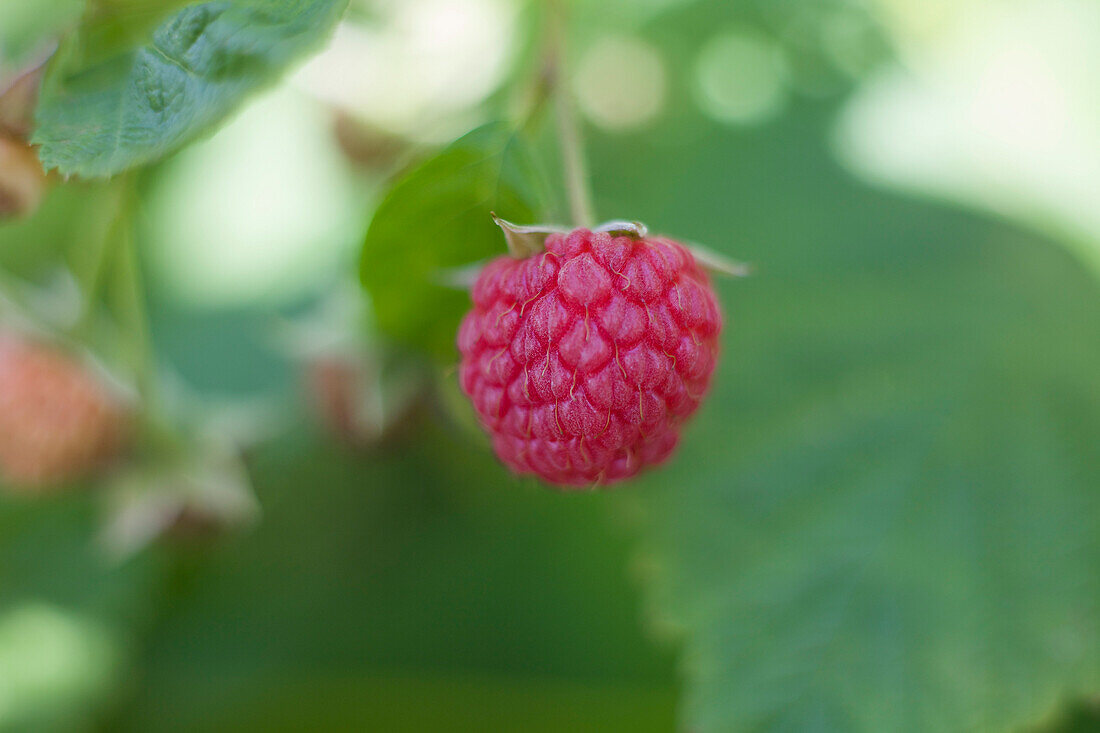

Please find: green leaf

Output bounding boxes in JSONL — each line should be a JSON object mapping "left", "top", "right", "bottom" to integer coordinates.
{"left": 75, "top": 0, "right": 198, "bottom": 67}
{"left": 613, "top": 106, "right": 1100, "bottom": 731}
{"left": 359, "top": 122, "right": 542, "bottom": 360}
{"left": 119, "top": 673, "right": 676, "bottom": 733}
{"left": 110, "top": 424, "right": 676, "bottom": 730}
{"left": 31, "top": 0, "right": 348, "bottom": 177}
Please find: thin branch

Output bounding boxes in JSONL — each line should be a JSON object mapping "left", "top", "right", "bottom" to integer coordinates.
{"left": 545, "top": 0, "right": 595, "bottom": 228}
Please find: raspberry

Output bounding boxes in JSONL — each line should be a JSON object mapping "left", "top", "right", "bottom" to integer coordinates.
{"left": 0, "top": 333, "right": 129, "bottom": 492}
{"left": 458, "top": 227, "right": 722, "bottom": 487}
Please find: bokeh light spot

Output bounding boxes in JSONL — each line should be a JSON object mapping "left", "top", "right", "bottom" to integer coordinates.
{"left": 693, "top": 31, "right": 788, "bottom": 125}
{"left": 294, "top": 0, "right": 518, "bottom": 141}
{"left": 576, "top": 35, "right": 667, "bottom": 131}
{"left": 146, "top": 87, "right": 362, "bottom": 308}
{"left": 0, "top": 603, "right": 118, "bottom": 726}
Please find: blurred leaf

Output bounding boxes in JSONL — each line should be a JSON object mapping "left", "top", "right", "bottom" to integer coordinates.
{"left": 0, "top": 494, "right": 169, "bottom": 729}
{"left": 0, "top": 495, "right": 167, "bottom": 629}
{"left": 359, "top": 123, "right": 541, "bottom": 360}
{"left": 1042, "top": 701, "right": 1100, "bottom": 733}
{"left": 111, "top": 424, "right": 676, "bottom": 731}
{"left": 0, "top": 0, "right": 83, "bottom": 68}
{"left": 119, "top": 673, "right": 675, "bottom": 733}
{"left": 32, "top": 0, "right": 349, "bottom": 177}
{"left": 76, "top": 0, "right": 197, "bottom": 67}
{"left": 615, "top": 101, "right": 1100, "bottom": 731}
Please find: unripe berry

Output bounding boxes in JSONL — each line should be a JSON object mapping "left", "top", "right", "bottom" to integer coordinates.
{"left": 331, "top": 111, "right": 407, "bottom": 172}
{"left": 0, "top": 333, "right": 129, "bottom": 492}
{"left": 304, "top": 350, "right": 427, "bottom": 449}
{"left": 458, "top": 227, "right": 722, "bottom": 487}
{"left": 306, "top": 356, "right": 366, "bottom": 444}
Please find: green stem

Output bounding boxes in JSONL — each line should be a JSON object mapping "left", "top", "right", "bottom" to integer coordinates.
{"left": 73, "top": 175, "right": 155, "bottom": 397}
{"left": 546, "top": 0, "right": 595, "bottom": 228}
{"left": 75, "top": 180, "right": 130, "bottom": 331}
{"left": 112, "top": 191, "right": 153, "bottom": 397}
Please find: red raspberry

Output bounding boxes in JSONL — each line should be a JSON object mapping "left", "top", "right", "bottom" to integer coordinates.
{"left": 0, "top": 333, "right": 129, "bottom": 492}
{"left": 458, "top": 227, "right": 722, "bottom": 487}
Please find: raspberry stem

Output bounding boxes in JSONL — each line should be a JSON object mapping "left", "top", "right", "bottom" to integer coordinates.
{"left": 76, "top": 179, "right": 130, "bottom": 329}
{"left": 546, "top": 0, "right": 596, "bottom": 228}
{"left": 73, "top": 175, "right": 156, "bottom": 396}
{"left": 113, "top": 204, "right": 153, "bottom": 396}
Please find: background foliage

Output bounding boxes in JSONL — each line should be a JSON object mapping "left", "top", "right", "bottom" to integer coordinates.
{"left": 2, "top": 0, "right": 1100, "bottom": 731}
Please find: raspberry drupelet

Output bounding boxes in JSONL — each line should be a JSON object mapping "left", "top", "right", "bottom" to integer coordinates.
{"left": 458, "top": 227, "right": 722, "bottom": 487}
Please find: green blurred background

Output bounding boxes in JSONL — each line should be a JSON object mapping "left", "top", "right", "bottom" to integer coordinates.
{"left": 2, "top": 0, "right": 1100, "bottom": 730}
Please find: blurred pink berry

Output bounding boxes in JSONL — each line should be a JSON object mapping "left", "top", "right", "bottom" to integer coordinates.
{"left": 0, "top": 333, "right": 128, "bottom": 492}
{"left": 458, "top": 227, "right": 722, "bottom": 487}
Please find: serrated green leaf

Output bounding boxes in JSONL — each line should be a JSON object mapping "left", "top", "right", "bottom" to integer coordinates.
{"left": 359, "top": 122, "right": 542, "bottom": 359}
{"left": 613, "top": 106, "right": 1100, "bottom": 732}
{"left": 31, "top": 0, "right": 348, "bottom": 177}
